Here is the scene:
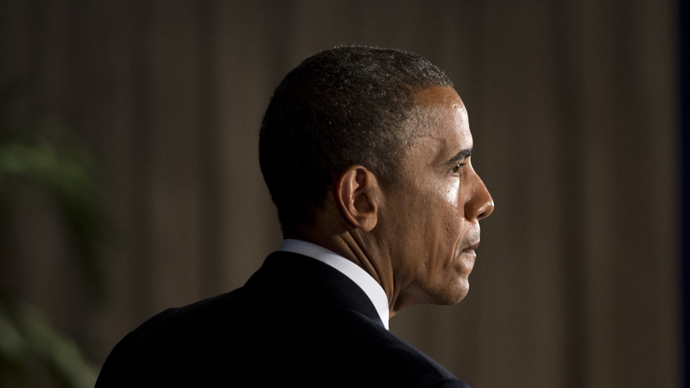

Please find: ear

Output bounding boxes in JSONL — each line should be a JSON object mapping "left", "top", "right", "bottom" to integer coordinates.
{"left": 334, "top": 165, "right": 380, "bottom": 232}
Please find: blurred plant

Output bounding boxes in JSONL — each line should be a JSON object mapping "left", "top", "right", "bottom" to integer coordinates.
{"left": 0, "top": 81, "right": 107, "bottom": 388}
{"left": 0, "top": 301, "right": 98, "bottom": 388}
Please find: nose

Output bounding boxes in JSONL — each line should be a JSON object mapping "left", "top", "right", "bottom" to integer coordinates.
{"left": 465, "top": 172, "right": 494, "bottom": 221}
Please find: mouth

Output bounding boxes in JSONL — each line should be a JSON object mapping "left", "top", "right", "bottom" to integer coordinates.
{"left": 463, "top": 241, "right": 479, "bottom": 251}
{"left": 454, "top": 239, "right": 479, "bottom": 260}
{"left": 461, "top": 225, "right": 481, "bottom": 251}
{"left": 462, "top": 240, "right": 480, "bottom": 252}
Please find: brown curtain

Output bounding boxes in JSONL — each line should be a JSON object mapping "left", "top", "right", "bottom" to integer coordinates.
{"left": 0, "top": 1, "right": 680, "bottom": 387}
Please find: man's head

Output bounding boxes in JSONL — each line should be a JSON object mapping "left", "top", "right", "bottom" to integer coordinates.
{"left": 259, "top": 46, "right": 453, "bottom": 234}
{"left": 260, "top": 46, "right": 494, "bottom": 311}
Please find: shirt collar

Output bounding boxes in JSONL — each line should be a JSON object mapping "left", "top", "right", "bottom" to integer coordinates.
{"left": 279, "top": 239, "right": 390, "bottom": 330}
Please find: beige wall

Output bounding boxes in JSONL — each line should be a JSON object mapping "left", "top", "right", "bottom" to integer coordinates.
{"left": 0, "top": 1, "right": 681, "bottom": 387}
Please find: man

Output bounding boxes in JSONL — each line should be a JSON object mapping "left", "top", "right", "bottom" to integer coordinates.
{"left": 96, "top": 46, "right": 493, "bottom": 387}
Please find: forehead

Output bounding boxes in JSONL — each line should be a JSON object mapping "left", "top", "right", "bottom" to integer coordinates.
{"left": 404, "top": 87, "right": 472, "bottom": 163}
{"left": 415, "top": 86, "right": 467, "bottom": 114}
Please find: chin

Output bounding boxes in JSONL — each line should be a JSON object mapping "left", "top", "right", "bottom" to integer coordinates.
{"left": 431, "top": 279, "right": 470, "bottom": 305}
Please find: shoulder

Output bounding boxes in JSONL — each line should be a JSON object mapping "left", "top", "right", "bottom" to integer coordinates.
{"left": 354, "top": 326, "right": 471, "bottom": 387}
{"left": 96, "top": 290, "right": 251, "bottom": 387}
{"left": 96, "top": 265, "right": 472, "bottom": 387}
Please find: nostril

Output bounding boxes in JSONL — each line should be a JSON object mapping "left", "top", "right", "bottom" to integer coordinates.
{"left": 477, "top": 200, "right": 494, "bottom": 220}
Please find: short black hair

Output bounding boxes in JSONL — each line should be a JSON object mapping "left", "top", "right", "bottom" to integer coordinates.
{"left": 259, "top": 46, "right": 453, "bottom": 233}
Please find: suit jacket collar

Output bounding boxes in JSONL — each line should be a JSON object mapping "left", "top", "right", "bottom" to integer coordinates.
{"left": 246, "top": 251, "right": 385, "bottom": 328}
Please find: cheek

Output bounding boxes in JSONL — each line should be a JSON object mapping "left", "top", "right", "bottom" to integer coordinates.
{"left": 442, "top": 180, "right": 459, "bottom": 205}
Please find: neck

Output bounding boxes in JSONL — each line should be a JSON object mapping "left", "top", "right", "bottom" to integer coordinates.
{"left": 289, "top": 226, "right": 407, "bottom": 318}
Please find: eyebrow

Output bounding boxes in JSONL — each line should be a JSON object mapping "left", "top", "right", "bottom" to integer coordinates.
{"left": 445, "top": 149, "right": 473, "bottom": 165}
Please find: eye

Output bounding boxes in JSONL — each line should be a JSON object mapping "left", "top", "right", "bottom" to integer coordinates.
{"left": 450, "top": 162, "right": 466, "bottom": 175}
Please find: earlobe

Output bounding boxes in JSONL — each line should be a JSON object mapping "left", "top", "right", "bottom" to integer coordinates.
{"left": 334, "top": 166, "right": 379, "bottom": 232}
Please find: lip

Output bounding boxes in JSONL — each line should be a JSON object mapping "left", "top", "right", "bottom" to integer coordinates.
{"left": 462, "top": 240, "right": 480, "bottom": 252}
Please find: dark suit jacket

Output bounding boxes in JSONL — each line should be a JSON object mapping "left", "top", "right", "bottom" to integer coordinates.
{"left": 96, "top": 252, "right": 471, "bottom": 387}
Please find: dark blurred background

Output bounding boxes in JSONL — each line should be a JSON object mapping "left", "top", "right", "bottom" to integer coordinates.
{"left": 0, "top": 1, "right": 684, "bottom": 387}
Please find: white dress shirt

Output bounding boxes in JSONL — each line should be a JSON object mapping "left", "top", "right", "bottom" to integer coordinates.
{"left": 279, "top": 239, "right": 390, "bottom": 330}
